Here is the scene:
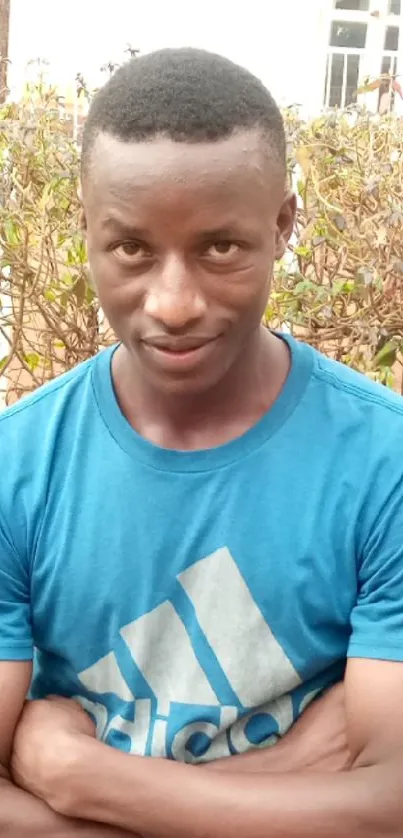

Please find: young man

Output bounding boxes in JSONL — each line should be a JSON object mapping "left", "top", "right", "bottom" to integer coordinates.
{"left": 1, "top": 48, "right": 403, "bottom": 838}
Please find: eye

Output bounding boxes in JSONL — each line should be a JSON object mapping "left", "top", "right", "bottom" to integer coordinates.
{"left": 114, "top": 241, "right": 150, "bottom": 260}
{"left": 205, "top": 241, "right": 241, "bottom": 260}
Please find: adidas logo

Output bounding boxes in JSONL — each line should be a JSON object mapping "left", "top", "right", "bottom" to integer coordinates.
{"left": 76, "top": 548, "right": 310, "bottom": 762}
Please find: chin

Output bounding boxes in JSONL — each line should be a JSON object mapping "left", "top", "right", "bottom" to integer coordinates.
{"left": 148, "top": 367, "right": 225, "bottom": 397}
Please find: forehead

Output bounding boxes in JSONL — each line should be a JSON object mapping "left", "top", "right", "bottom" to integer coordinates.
{"left": 83, "top": 131, "right": 284, "bottom": 224}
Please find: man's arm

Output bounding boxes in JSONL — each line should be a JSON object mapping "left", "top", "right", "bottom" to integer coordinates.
{"left": 12, "top": 658, "right": 403, "bottom": 838}
{"left": 204, "top": 681, "right": 351, "bottom": 774}
{"left": 0, "top": 661, "right": 135, "bottom": 837}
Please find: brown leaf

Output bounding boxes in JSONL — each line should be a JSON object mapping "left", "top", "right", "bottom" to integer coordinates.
{"left": 392, "top": 260, "right": 403, "bottom": 275}
{"left": 357, "top": 80, "right": 381, "bottom": 95}
{"left": 73, "top": 275, "right": 86, "bottom": 308}
{"left": 333, "top": 215, "right": 346, "bottom": 232}
{"left": 392, "top": 80, "right": 403, "bottom": 99}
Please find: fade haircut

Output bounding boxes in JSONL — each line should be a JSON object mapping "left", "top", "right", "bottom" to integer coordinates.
{"left": 81, "top": 48, "right": 286, "bottom": 177}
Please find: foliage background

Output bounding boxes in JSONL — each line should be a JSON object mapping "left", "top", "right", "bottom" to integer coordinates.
{"left": 0, "top": 78, "right": 402, "bottom": 405}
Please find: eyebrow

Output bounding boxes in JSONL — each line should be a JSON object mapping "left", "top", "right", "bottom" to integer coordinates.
{"left": 101, "top": 218, "right": 242, "bottom": 240}
{"left": 101, "top": 217, "right": 149, "bottom": 238}
{"left": 197, "top": 228, "right": 240, "bottom": 240}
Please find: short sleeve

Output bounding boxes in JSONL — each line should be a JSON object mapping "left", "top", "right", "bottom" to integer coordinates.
{"left": 0, "top": 510, "right": 33, "bottom": 660}
{"left": 348, "top": 466, "right": 403, "bottom": 662}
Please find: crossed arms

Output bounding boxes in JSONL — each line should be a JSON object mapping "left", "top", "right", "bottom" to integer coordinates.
{"left": 2, "top": 656, "right": 403, "bottom": 837}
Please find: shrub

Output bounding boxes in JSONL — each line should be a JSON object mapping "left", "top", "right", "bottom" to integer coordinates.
{"left": 0, "top": 82, "right": 114, "bottom": 404}
{"left": 267, "top": 107, "right": 403, "bottom": 392}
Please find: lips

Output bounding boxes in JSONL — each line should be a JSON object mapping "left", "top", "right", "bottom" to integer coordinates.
{"left": 144, "top": 337, "right": 216, "bottom": 353}
{"left": 141, "top": 336, "right": 220, "bottom": 372}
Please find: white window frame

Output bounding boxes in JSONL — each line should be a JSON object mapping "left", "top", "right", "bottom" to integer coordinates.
{"left": 323, "top": 0, "right": 403, "bottom": 111}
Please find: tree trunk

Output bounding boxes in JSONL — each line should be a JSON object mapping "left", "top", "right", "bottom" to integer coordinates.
{"left": 0, "top": 0, "right": 10, "bottom": 104}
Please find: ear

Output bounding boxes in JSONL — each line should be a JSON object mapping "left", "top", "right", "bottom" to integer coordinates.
{"left": 275, "top": 191, "right": 296, "bottom": 260}
{"left": 80, "top": 208, "right": 87, "bottom": 235}
{"left": 78, "top": 184, "right": 87, "bottom": 235}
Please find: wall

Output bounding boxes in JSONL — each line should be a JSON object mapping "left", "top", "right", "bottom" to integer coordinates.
{"left": 7, "top": 0, "right": 330, "bottom": 114}
{"left": 0, "top": 0, "right": 10, "bottom": 102}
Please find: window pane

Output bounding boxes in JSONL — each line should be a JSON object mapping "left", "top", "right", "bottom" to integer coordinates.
{"left": 381, "top": 54, "right": 398, "bottom": 75}
{"left": 346, "top": 54, "right": 360, "bottom": 105}
{"left": 329, "top": 54, "right": 344, "bottom": 107}
{"left": 330, "top": 21, "right": 367, "bottom": 47}
{"left": 334, "top": 0, "right": 369, "bottom": 9}
{"left": 325, "top": 52, "right": 360, "bottom": 109}
{"left": 378, "top": 55, "right": 398, "bottom": 114}
{"left": 384, "top": 26, "right": 399, "bottom": 50}
{"left": 387, "top": 0, "right": 401, "bottom": 15}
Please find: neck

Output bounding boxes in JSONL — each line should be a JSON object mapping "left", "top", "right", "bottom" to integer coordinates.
{"left": 112, "top": 327, "right": 290, "bottom": 450}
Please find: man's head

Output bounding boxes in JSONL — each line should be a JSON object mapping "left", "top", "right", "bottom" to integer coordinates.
{"left": 81, "top": 48, "right": 295, "bottom": 395}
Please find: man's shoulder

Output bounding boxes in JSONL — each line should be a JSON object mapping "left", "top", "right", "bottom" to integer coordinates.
{"left": 0, "top": 351, "right": 104, "bottom": 442}
{"left": 0, "top": 349, "right": 114, "bottom": 546}
{"left": 309, "top": 344, "right": 403, "bottom": 426}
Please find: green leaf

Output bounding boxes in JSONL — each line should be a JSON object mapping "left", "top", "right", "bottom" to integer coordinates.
{"left": 61, "top": 273, "right": 75, "bottom": 287}
{"left": 4, "top": 219, "right": 20, "bottom": 246}
{"left": 373, "top": 341, "right": 397, "bottom": 368}
{"left": 39, "top": 181, "right": 53, "bottom": 211}
{"left": 73, "top": 275, "right": 86, "bottom": 307}
{"left": 294, "top": 245, "right": 312, "bottom": 259}
{"left": 332, "top": 279, "right": 355, "bottom": 295}
{"left": 297, "top": 179, "right": 305, "bottom": 197}
{"left": 66, "top": 249, "right": 76, "bottom": 266}
{"left": 74, "top": 238, "right": 87, "bottom": 264}
{"left": 60, "top": 291, "right": 70, "bottom": 309}
{"left": 293, "top": 279, "right": 316, "bottom": 294}
{"left": 85, "top": 285, "right": 96, "bottom": 304}
{"left": 24, "top": 352, "right": 40, "bottom": 371}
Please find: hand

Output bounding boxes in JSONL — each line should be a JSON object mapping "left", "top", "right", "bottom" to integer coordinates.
{"left": 11, "top": 696, "right": 95, "bottom": 807}
{"left": 11, "top": 698, "right": 146, "bottom": 837}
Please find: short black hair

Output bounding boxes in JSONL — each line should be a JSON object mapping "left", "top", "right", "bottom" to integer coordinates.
{"left": 81, "top": 48, "right": 286, "bottom": 176}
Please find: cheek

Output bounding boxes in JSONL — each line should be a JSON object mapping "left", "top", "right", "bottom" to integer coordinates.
{"left": 89, "top": 254, "right": 143, "bottom": 316}
{"left": 211, "top": 265, "right": 271, "bottom": 315}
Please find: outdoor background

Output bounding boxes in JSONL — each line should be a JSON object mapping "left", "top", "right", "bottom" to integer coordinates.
{"left": 0, "top": 0, "right": 402, "bottom": 405}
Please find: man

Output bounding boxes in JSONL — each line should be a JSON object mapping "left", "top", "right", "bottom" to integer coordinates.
{"left": 1, "top": 47, "right": 403, "bottom": 837}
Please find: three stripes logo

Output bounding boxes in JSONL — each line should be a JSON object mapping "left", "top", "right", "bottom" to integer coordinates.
{"left": 76, "top": 548, "right": 307, "bottom": 762}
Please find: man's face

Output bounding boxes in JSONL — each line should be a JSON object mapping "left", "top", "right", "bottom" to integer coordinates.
{"left": 82, "top": 130, "right": 295, "bottom": 395}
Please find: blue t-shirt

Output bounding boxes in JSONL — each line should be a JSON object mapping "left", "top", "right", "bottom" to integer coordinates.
{"left": 1, "top": 334, "right": 403, "bottom": 763}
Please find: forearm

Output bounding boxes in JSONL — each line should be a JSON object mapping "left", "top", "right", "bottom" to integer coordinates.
{"left": 203, "top": 738, "right": 306, "bottom": 773}
{"left": 205, "top": 689, "right": 350, "bottom": 775}
{"left": 0, "top": 776, "right": 133, "bottom": 838}
{"left": 60, "top": 739, "right": 403, "bottom": 838}
{"left": 204, "top": 723, "right": 349, "bottom": 775}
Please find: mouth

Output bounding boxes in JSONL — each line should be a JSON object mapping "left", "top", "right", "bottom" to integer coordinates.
{"left": 141, "top": 336, "right": 220, "bottom": 372}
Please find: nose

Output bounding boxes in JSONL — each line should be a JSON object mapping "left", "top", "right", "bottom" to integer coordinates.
{"left": 143, "top": 255, "right": 207, "bottom": 331}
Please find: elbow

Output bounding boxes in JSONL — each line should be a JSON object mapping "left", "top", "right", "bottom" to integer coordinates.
{"left": 352, "top": 754, "right": 403, "bottom": 837}
{"left": 0, "top": 761, "right": 10, "bottom": 781}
